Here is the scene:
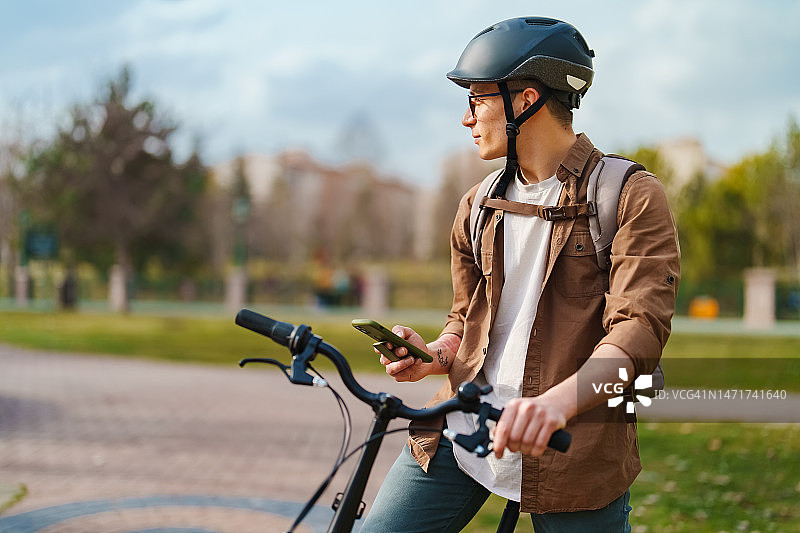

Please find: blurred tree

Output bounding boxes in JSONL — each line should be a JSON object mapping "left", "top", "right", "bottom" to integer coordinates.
{"left": 674, "top": 118, "right": 800, "bottom": 281}
{"left": 133, "top": 148, "right": 212, "bottom": 275}
{"left": 431, "top": 150, "right": 499, "bottom": 260}
{"left": 0, "top": 112, "right": 31, "bottom": 288}
{"left": 621, "top": 145, "right": 677, "bottom": 203}
{"left": 19, "top": 66, "right": 211, "bottom": 309}
{"left": 431, "top": 169, "right": 464, "bottom": 260}
{"left": 229, "top": 156, "right": 252, "bottom": 268}
{"left": 259, "top": 172, "right": 292, "bottom": 260}
{"left": 775, "top": 118, "right": 800, "bottom": 277}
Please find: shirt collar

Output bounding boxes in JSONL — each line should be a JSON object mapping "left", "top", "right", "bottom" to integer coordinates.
{"left": 556, "top": 133, "right": 595, "bottom": 183}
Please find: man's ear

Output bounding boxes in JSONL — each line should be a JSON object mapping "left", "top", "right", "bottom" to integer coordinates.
{"left": 519, "top": 87, "right": 541, "bottom": 112}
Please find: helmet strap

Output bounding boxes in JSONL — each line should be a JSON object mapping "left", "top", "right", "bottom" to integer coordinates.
{"left": 492, "top": 81, "right": 552, "bottom": 198}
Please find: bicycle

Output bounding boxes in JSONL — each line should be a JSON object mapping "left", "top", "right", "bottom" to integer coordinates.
{"left": 234, "top": 308, "right": 571, "bottom": 533}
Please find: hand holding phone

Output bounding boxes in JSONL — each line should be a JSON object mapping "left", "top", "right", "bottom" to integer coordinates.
{"left": 352, "top": 319, "right": 433, "bottom": 363}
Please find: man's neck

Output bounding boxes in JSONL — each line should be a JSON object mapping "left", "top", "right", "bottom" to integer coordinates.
{"left": 517, "top": 126, "right": 577, "bottom": 184}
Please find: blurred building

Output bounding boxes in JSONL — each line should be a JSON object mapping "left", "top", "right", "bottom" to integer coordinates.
{"left": 655, "top": 137, "right": 725, "bottom": 186}
{"left": 211, "top": 150, "right": 418, "bottom": 263}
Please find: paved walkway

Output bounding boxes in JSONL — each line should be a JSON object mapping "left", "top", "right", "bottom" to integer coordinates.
{"left": 0, "top": 344, "right": 444, "bottom": 532}
{"left": 1, "top": 344, "right": 798, "bottom": 532}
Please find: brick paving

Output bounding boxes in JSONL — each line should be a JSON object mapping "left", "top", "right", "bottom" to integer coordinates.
{"left": 0, "top": 344, "right": 443, "bottom": 532}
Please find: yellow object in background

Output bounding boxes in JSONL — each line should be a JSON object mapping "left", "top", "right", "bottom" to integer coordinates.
{"left": 689, "top": 296, "right": 720, "bottom": 319}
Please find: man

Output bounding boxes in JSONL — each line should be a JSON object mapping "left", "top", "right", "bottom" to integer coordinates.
{"left": 361, "top": 17, "right": 679, "bottom": 532}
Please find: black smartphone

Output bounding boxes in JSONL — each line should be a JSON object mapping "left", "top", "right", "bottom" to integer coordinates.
{"left": 351, "top": 319, "right": 433, "bottom": 363}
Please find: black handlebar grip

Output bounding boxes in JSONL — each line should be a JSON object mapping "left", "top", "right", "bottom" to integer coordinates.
{"left": 487, "top": 406, "right": 570, "bottom": 453}
{"left": 235, "top": 309, "right": 295, "bottom": 347}
{"left": 548, "top": 429, "right": 571, "bottom": 453}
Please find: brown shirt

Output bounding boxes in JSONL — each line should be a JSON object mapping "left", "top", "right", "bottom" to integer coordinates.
{"left": 408, "top": 134, "right": 680, "bottom": 513}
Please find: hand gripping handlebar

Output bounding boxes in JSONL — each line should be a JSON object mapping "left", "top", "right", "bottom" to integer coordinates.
{"left": 235, "top": 308, "right": 570, "bottom": 454}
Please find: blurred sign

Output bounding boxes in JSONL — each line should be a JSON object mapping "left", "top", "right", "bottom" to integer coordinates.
{"left": 25, "top": 229, "right": 59, "bottom": 260}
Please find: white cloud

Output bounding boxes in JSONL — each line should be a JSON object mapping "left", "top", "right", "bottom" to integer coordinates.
{"left": 2, "top": 0, "right": 800, "bottom": 183}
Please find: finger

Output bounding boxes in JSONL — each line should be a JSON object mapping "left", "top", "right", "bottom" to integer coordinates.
{"left": 502, "top": 400, "right": 536, "bottom": 454}
{"left": 509, "top": 403, "right": 541, "bottom": 454}
{"left": 519, "top": 413, "right": 547, "bottom": 456}
{"left": 392, "top": 325, "right": 410, "bottom": 338}
{"left": 493, "top": 401, "right": 519, "bottom": 458}
{"left": 525, "top": 418, "right": 558, "bottom": 457}
{"left": 386, "top": 356, "right": 415, "bottom": 375}
{"left": 383, "top": 342, "right": 408, "bottom": 358}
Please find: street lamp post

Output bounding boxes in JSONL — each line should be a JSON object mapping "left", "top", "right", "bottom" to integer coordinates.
{"left": 15, "top": 210, "right": 31, "bottom": 307}
{"left": 225, "top": 191, "right": 250, "bottom": 312}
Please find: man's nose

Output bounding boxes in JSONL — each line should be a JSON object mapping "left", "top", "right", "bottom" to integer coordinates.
{"left": 462, "top": 108, "right": 476, "bottom": 127}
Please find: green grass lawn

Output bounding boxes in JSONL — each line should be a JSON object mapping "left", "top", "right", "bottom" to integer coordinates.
{"left": 0, "top": 309, "right": 443, "bottom": 371}
{"left": 467, "top": 422, "right": 800, "bottom": 532}
{"left": 0, "top": 309, "right": 798, "bottom": 388}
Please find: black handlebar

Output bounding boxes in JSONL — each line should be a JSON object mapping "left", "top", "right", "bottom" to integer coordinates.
{"left": 236, "top": 308, "right": 296, "bottom": 348}
{"left": 235, "top": 309, "right": 570, "bottom": 454}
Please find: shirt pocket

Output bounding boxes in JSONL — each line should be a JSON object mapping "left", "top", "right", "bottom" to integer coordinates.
{"left": 554, "top": 231, "right": 608, "bottom": 298}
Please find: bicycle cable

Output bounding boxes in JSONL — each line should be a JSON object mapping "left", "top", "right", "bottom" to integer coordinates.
{"left": 310, "top": 364, "right": 352, "bottom": 467}
{"left": 286, "top": 364, "right": 353, "bottom": 533}
{"left": 284, "top": 370, "right": 443, "bottom": 533}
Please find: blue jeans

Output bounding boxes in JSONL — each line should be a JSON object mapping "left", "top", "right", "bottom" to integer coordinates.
{"left": 360, "top": 439, "right": 632, "bottom": 533}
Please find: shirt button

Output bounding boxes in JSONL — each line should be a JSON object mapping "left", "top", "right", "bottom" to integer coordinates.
{"left": 532, "top": 328, "right": 537, "bottom": 337}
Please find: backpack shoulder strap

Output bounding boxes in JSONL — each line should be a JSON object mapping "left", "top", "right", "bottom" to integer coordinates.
{"left": 587, "top": 155, "right": 645, "bottom": 270}
{"left": 469, "top": 169, "right": 504, "bottom": 266}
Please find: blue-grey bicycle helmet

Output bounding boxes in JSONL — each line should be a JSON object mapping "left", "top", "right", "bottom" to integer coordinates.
{"left": 447, "top": 17, "right": 595, "bottom": 110}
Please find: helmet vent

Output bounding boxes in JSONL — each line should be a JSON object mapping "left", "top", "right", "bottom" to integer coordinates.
{"left": 573, "top": 31, "right": 595, "bottom": 58}
{"left": 524, "top": 18, "right": 557, "bottom": 26}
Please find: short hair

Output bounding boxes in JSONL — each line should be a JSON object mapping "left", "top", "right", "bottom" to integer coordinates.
{"left": 507, "top": 79, "right": 573, "bottom": 129}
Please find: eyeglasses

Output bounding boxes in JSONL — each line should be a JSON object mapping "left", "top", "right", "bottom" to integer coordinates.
{"left": 467, "top": 90, "right": 522, "bottom": 117}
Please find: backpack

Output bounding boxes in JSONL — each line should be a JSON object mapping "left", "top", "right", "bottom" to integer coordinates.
{"left": 467, "top": 155, "right": 664, "bottom": 397}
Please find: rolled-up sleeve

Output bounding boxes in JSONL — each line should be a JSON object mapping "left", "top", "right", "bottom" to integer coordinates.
{"left": 598, "top": 172, "right": 681, "bottom": 377}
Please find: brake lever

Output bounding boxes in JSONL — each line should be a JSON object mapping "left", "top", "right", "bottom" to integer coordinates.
{"left": 443, "top": 401, "right": 493, "bottom": 457}
{"left": 239, "top": 353, "right": 326, "bottom": 387}
{"left": 239, "top": 357, "right": 292, "bottom": 379}
{"left": 239, "top": 323, "right": 324, "bottom": 387}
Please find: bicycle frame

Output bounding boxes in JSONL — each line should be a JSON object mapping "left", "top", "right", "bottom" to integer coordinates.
{"left": 329, "top": 395, "right": 393, "bottom": 532}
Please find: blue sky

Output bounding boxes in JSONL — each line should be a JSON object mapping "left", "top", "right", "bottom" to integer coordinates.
{"left": 2, "top": 0, "right": 799, "bottom": 187}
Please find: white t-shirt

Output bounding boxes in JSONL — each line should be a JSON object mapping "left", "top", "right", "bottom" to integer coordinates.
{"left": 446, "top": 173, "right": 563, "bottom": 502}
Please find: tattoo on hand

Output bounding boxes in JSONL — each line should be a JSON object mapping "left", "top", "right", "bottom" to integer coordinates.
{"left": 437, "top": 348, "right": 448, "bottom": 368}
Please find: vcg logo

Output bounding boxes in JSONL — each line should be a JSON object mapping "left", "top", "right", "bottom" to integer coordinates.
{"left": 592, "top": 368, "right": 654, "bottom": 414}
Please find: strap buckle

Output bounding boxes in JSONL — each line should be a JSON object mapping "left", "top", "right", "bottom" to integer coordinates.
{"left": 542, "top": 206, "right": 568, "bottom": 221}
